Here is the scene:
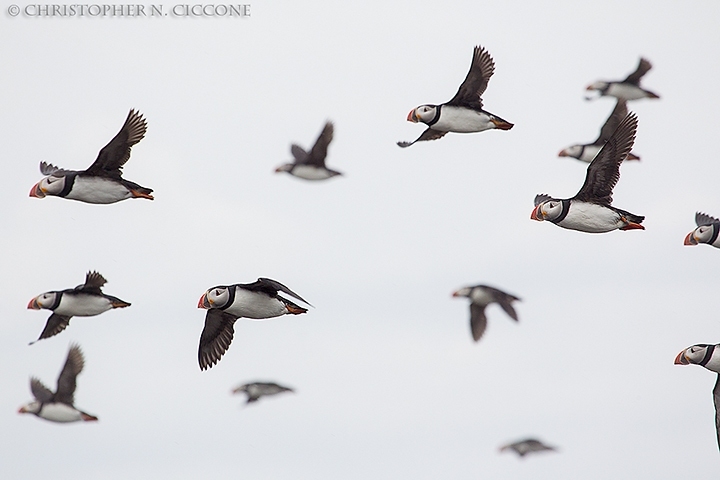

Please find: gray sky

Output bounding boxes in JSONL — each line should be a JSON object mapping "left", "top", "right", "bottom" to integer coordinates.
{"left": 1, "top": 0, "right": 719, "bottom": 478}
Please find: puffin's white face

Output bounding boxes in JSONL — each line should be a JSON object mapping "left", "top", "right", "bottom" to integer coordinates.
{"left": 559, "top": 145, "right": 582, "bottom": 158}
{"left": 685, "top": 226, "right": 713, "bottom": 245}
{"left": 28, "top": 292, "right": 57, "bottom": 310}
{"left": 531, "top": 201, "right": 562, "bottom": 222}
{"left": 408, "top": 105, "right": 437, "bottom": 124}
{"left": 675, "top": 345, "right": 710, "bottom": 365}
{"left": 586, "top": 81, "right": 608, "bottom": 92}
{"left": 32, "top": 175, "right": 66, "bottom": 198}
{"left": 452, "top": 287, "right": 472, "bottom": 298}
{"left": 18, "top": 401, "right": 41, "bottom": 415}
{"left": 205, "top": 287, "right": 230, "bottom": 308}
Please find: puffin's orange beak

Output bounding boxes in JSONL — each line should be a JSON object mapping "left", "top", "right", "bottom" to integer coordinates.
{"left": 558, "top": 150, "right": 568, "bottom": 157}
{"left": 406, "top": 109, "right": 418, "bottom": 123}
{"left": 198, "top": 293, "right": 212, "bottom": 309}
{"left": 530, "top": 205, "right": 543, "bottom": 221}
{"left": 684, "top": 232, "right": 698, "bottom": 246}
{"left": 674, "top": 351, "right": 690, "bottom": 365}
{"left": 27, "top": 297, "right": 40, "bottom": 310}
{"left": 29, "top": 183, "right": 45, "bottom": 198}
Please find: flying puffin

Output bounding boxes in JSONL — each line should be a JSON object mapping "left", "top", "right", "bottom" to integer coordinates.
{"left": 397, "top": 45, "right": 513, "bottom": 148}
{"left": 675, "top": 343, "right": 720, "bottom": 450}
{"left": 684, "top": 212, "right": 720, "bottom": 248}
{"left": 531, "top": 113, "right": 644, "bottom": 233}
{"left": 27, "top": 271, "right": 131, "bottom": 344}
{"left": 452, "top": 285, "right": 520, "bottom": 342}
{"left": 558, "top": 100, "right": 640, "bottom": 163}
{"left": 232, "top": 381, "right": 294, "bottom": 404}
{"left": 197, "top": 278, "right": 311, "bottom": 370}
{"left": 29, "top": 109, "right": 154, "bottom": 204}
{"left": 586, "top": 57, "right": 660, "bottom": 101}
{"left": 18, "top": 344, "right": 98, "bottom": 423}
{"left": 275, "top": 122, "right": 341, "bottom": 180}
{"left": 499, "top": 438, "right": 557, "bottom": 458}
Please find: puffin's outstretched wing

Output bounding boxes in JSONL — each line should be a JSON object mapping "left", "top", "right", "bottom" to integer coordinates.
{"left": 30, "top": 378, "right": 54, "bottom": 403}
{"left": 573, "top": 113, "right": 637, "bottom": 205}
{"left": 696, "top": 212, "right": 720, "bottom": 227}
{"left": 397, "top": 128, "right": 448, "bottom": 148}
{"left": 594, "top": 100, "right": 628, "bottom": 145}
{"left": 246, "top": 278, "right": 312, "bottom": 306}
{"left": 30, "top": 313, "right": 72, "bottom": 345}
{"left": 623, "top": 58, "right": 652, "bottom": 85}
{"left": 446, "top": 45, "right": 495, "bottom": 110}
{"left": 198, "top": 309, "right": 239, "bottom": 371}
{"left": 84, "top": 109, "right": 147, "bottom": 179}
{"left": 469, "top": 303, "right": 488, "bottom": 342}
{"left": 54, "top": 344, "right": 85, "bottom": 405}
{"left": 307, "top": 122, "right": 334, "bottom": 168}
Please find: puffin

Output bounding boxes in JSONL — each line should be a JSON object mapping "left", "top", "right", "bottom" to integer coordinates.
{"left": 197, "top": 278, "right": 311, "bottom": 370}
{"left": 586, "top": 57, "right": 660, "bottom": 101}
{"left": 18, "top": 344, "right": 98, "bottom": 423}
{"left": 27, "top": 271, "right": 131, "bottom": 344}
{"left": 29, "top": 109, "right": 154, "bottom": 204}
{"left": 499, "top": 438, "right": 557, "bottom": 458}
{"left": 397, "top": 45, "right": 513, "bottom": 148}
{"left": 531, "top": 113, "right": 645, "bottom": 233}
{"left": 558, "top": 100, "right": 640, "bottom": 163}
{"left": 674, "top": 344, "right": 720, "bottom": 450}
{"left": 452, "top": 285, "right": 520, "bottom": 342}
{"left": 232, "top": 381, "right": 294, "bottom": 404}
{"left": 275, "top": 122, "right": 341, "bottom": 180}
{"left": 684, "top": 212, "right": 720, "bottom": 248}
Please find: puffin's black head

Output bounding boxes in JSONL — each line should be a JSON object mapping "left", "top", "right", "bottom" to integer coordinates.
{"left": 198, "top": 286, "right": 231, "bottom": 309}
{"left": 407, "top": 105, "right": 437, "bottom": 124}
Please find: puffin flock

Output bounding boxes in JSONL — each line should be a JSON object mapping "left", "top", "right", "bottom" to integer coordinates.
{"left": 16, "top": 44, "right": 720, "bottom": 460}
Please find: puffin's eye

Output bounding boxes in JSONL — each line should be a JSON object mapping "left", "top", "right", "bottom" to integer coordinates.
{"left": 215, "top": 289, "right": 221, "bottom": 296}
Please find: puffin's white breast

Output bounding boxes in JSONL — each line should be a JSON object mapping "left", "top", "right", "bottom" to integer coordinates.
{"left": 66, "top": 177, "right": 131, "bottom": 204}
{"left": 579, "top": 145, "right": 600, "bottom": 163}
{"left": 290, "top": 165, "right": 334, "bottom": 180}
{"left": 39, "top": 403, "right": 84, "bottom": 423}
{"left": 55, "top": 293, "right": 113, "bottom": 317}
{"left": 605, "top": 83, "right": 649, "bottom": 101}
{"left": 226, "top": 288, "right": 287, "bottom": 319}
{"left": 469, "top": 288, "right": 493, "bottom": 306}
{"left": 434, "top": 106, "right": 495, "bottom": 133}
{"left": 558, "top": 202, "right": 623, "bottom": 233}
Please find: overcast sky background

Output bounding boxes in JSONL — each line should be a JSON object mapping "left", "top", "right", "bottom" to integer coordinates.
{"left": 1, "top": 1, "right": 719, "bottom": 478}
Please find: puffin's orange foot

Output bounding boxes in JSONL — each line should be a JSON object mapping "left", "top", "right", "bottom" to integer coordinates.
{"left": 620, "top": 222, "right": 645, "bottom": 231}
{"left": 285, "top": 304, "right": 307, "bottom": 315}
{"left": 131, "top": 190, "right": 154, "bottom": 200}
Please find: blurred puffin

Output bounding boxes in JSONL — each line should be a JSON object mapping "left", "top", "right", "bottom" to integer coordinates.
{"left": 675, "top": 344, "right": 720, "bottom": 450}
{"left": 232, "top": 382, "right": 294, "bottom": 404}
{"left": 586, "top": 57, "right": 660, "bottom": 101}
{"left": 27, "top": 271, "right": 130, "bottom": 344}
{"left": 29, "top": 109, "right": 153, "bottom": 204}
{"left": 500, "top": 438, "right": 557, "bottom": 458}
{"left": 275, "top": 122, "right": 341, "bottom": 180}
{"left": 197, "top": 278, "right": 311, "bottom": 370}
{"left": 532, "top": 113, "right": 644, "bottom": 233}
{"left": 18, "top": 344, "right": 98, "bottom": 423}
{"left": 559, "top": 100, "right": 640, "bottom": 163}
{"left": 684, "top": 212, "right": 720, "bottom": 248}
{"left": 397, "top": 45, "right": 513, "bottom": 148}
{"left": 452, "top": 285, "right": 520, "bottom": 342}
